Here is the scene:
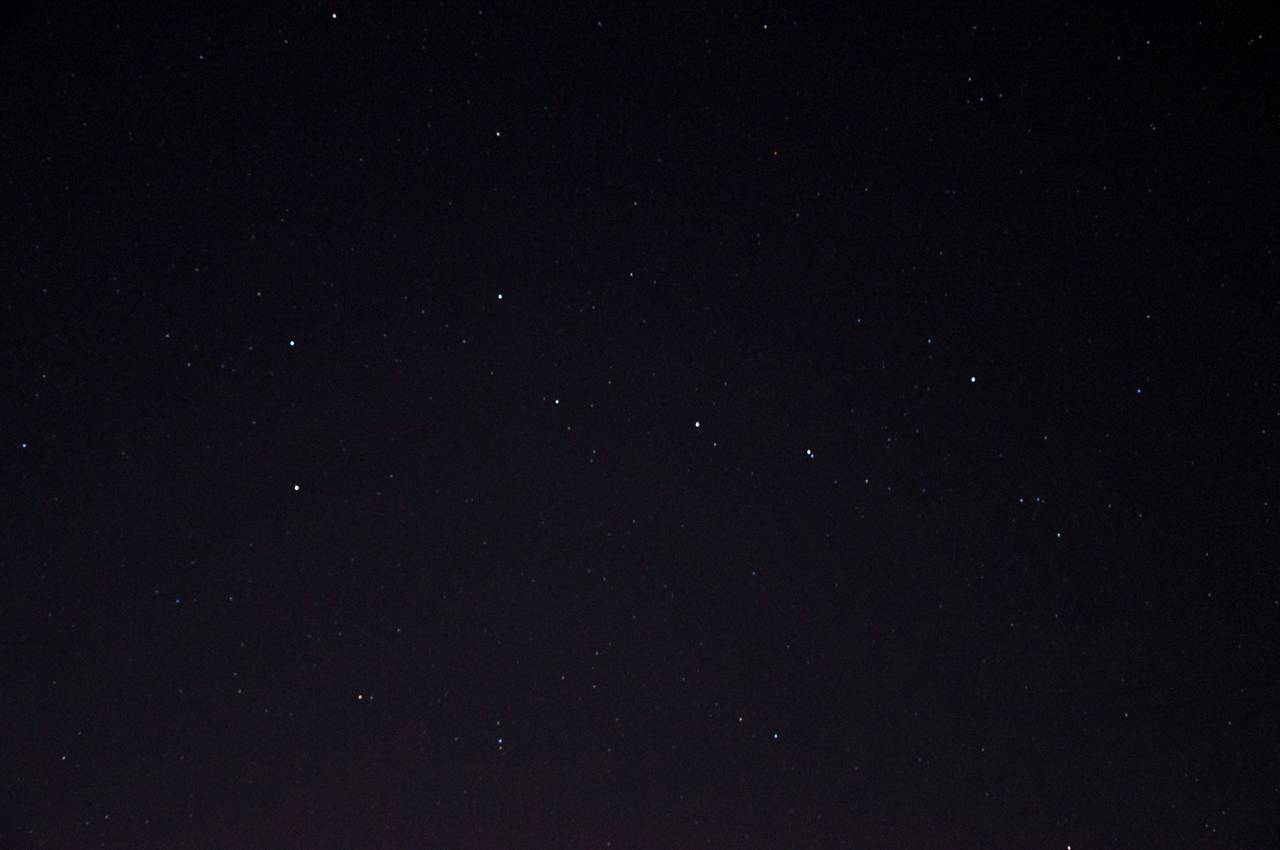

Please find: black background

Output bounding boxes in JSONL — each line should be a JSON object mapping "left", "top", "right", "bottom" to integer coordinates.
{"left": 2, "top": 4, "right": 1276, "bottom": 847}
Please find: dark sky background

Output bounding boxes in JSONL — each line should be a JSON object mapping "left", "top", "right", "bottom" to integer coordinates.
{"left": 2, "top": 4, "right": 1276, "bottom": 848}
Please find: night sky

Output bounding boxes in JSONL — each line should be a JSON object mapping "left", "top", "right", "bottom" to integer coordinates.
{"left": 2, "top": 4, "right": 1277, "bottom": 848}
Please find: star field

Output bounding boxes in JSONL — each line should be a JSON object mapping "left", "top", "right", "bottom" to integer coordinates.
{"left": 2, "top": 5, "right": 1276, "bottom": 849}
